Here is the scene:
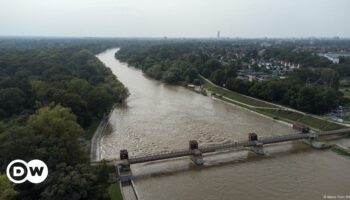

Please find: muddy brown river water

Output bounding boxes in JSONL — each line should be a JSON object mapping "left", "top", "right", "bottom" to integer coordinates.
{"left": 97, "top": 49, "right": 350, "bottom": 200}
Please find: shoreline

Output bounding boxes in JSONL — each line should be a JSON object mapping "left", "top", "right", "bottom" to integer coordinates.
{"left": 200, "top": 76, "right": 345, "bottom": 131}
{"left": 211, "top": 96, "right": 294, "bottom": 128}
{"left": 90, "top": 105, "right": 115, "bottom": 162}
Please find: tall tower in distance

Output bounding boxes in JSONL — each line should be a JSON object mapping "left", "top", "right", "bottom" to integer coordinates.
{"left": 217, "top": 31, "right": 220, "bottom": 39}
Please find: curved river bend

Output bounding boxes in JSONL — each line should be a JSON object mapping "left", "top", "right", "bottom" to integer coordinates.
{"left": 97, "top": 49, "right": 350, "bottom": 200}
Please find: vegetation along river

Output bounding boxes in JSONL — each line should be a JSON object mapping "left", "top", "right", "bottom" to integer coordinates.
{"left": 97, "top": 48, "right": 350, "bottom": 200}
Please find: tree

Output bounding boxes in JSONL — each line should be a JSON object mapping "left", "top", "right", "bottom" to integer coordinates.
{"left": 86, "top": 87, "right": 114, "bottom": 117}
{"left": 225, "top": 66, "right": 238, "bottom": 78}
{"left": 210, "top": 69, "right": 226, "bottom": 86}
{"left": 0, "top": 173, "right": 17, "bottom": 200}
{"left": 294, "top": 86, "right": 338, "bottom": 114}
{"left": 60, "top": 93, "right": 89, "bottom": 127}
{"left": 41, "top": 164, "right": 110, "bottom": 200}
{"left": 67, "top": 78, "right": 91, "bottom": 95}
{"left": 199, "top": 59, "right": 222, "bottom": 77}
{"left": 0, "top": 88, "right": 25, "bottom": 118}
{"left": 162, "top": 67, "right": 181, "bottom": 83}
{"left": 319, "top": 68, "right": 339, "bottom": 89}
{"left": 184, "top": 67, "right": 198, "bottom": 83}
{"left": 226, "top": 78, "right": 251, "bottom": 95}
{"left": 146, "top": 64, "right": 163, "bottom": 80}
{"left": 0, "top": 126, "right": 41, "bottom": 171}
{"left": 290, "top": 68, "right": 318, "bottom": 83}
{"left": 28, "top": 105, "right": 83, "bottom": 140}
{"left": 25, "top": 105, "right": 87, "bottom": 167}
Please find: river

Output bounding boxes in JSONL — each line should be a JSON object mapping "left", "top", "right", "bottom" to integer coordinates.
{"left": 97, "top": 48, "right": 350, "bottom": 200}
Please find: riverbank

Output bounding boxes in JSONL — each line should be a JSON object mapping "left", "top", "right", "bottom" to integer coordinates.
{"left": 90, "top": 105, "right": 116, "bottom": 161}
{"left": 90, "top": 116, "right": 106, "bottom": 162}
{"left": 200, "top": 76, "right": 345, "bottom": 131}
{"left": 108, "top": 183, "right": 123, "bottom": 200}
{"left": 332, "top": 145, "right": 350, "bottom": 156}
{"left": 89, "top": 105, "right": 124, "bottom": 199}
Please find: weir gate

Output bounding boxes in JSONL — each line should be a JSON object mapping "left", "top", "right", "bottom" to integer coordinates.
{"left": 116, "top": 128, "right": 350, "bottom": 183}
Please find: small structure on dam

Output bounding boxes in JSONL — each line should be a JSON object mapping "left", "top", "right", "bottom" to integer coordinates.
{"left": 189, "top": 140, "right": 204, "bottom": 165}
{"left": 117, "top": 149, "right": 132, "bottom": 182}
{"left": 248, "top": 132, "right": 265, "bottom": 155}
{"left": 293, "top": 123, "right": 310, "bottom": 133}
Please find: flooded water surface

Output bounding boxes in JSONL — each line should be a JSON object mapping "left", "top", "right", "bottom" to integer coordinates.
{"left": 97, "top": 49, "right": 350, "bottom": 200}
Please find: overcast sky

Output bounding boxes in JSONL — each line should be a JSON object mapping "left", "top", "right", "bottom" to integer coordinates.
{"left": 0, "top": 0, "right": 349, "bottom": 38}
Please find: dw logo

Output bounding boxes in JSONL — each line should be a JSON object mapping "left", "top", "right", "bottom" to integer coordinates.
{"left": 6, "top": 159, "right": 48, "bottom": 184}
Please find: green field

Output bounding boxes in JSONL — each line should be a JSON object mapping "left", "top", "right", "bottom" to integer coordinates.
{"left": 108, "top": 183, "right": 123, "bottom": 200}
{"left": 202, "top": 78, "right": 344, "bottom": 131}
{"left": 203, "top": 81, "right": 277, "bottom": 108}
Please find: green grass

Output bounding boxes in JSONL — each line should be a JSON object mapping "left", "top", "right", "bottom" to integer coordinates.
{"left": 269, "top": 109, "right": 303, "bottom": 121}
{"left": 332, "top": 146, "right": 350, "bottom": 156}
{"left": 297, "top": 115, "right": 329, "bottom": 130}
{"left": 320, "top": 122, "right": 345, "bottom": 131}
{"left": 201, "top": 77, "right": 344, "bottom": 131}
{"left": 276, "top": 110, "right": 304, "bottom": 121}
{"left": 203, "top": 80, "right": 277, "bottom": 108}
{"left": 215, "top": 95, "right": 253, "bottom": 109}
{"left": 108, "top": 183, "right": 123, "bottom": 200}
{"left": 84, "top": 120, "right": 100, "bottom": 140}
{"left": 296, "top": 115, "right": 344, "bottom": 131}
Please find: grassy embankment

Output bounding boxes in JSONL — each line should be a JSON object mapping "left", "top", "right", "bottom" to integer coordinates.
{"left": 108, "top": 183, "right": 123, "bottom": 200}
{"left": 86, "top": 120, "right": 124, "bottom": 200}
{"left": 202, "top": 78, "right": 344, "bottom": 131}
{"left": 332, "top": 147, "right": 350, "bottom": 156}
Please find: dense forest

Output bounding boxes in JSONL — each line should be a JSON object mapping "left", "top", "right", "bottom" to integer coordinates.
{"left": 116, "top": 42, "right": 349, "bottom": 114}
{"left": 0, "top": 48, "right": 128, "bottom": 125}
{"left": 0, "top": 39, "right": 128, "bottom": 200}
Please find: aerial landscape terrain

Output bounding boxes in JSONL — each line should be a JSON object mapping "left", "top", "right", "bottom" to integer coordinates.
{"left": 0, "top": 0, "right": 350, "bottom": 200}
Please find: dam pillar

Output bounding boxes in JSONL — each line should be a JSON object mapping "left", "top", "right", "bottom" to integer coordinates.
{"left": 117, "top": 149, "right": 132, "bottom": 183}
{"left": 249, "top": 133, "right": 265, "bottom": 155}
{"left": 304, "top": 133, "right": 329, "bottom": 149}
{"left": 189, "top": 140, "right": 204, "bottom": 165}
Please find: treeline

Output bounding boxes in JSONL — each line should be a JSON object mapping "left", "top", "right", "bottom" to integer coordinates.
{"left": 116, "top": 44, "right": 201, "bottom": 84}
{"left": 0, "top": 44, "right": 128, "bottom": 199}
{"left": 117, "top": 43, "right": 346, "bottom": 114}
{"left": 0, "top": 48, "right": 128, "bottom": 127}
{"left": 224, "top": 68, "right": 341, "bottom": 114}
{"left": 116, "top": 43, "right": 242, "bottom": 85}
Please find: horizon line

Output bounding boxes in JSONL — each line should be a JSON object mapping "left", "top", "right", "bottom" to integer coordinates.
{"left": 1, "top": 35, "right": 350, "bottom": 40}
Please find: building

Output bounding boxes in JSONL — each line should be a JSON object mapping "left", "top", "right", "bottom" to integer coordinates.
{"left": 322, "top": 54, "right": 340, "bottom": 64}
{"left": 319, "top": 53, "right": 350, "bottom": 64}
